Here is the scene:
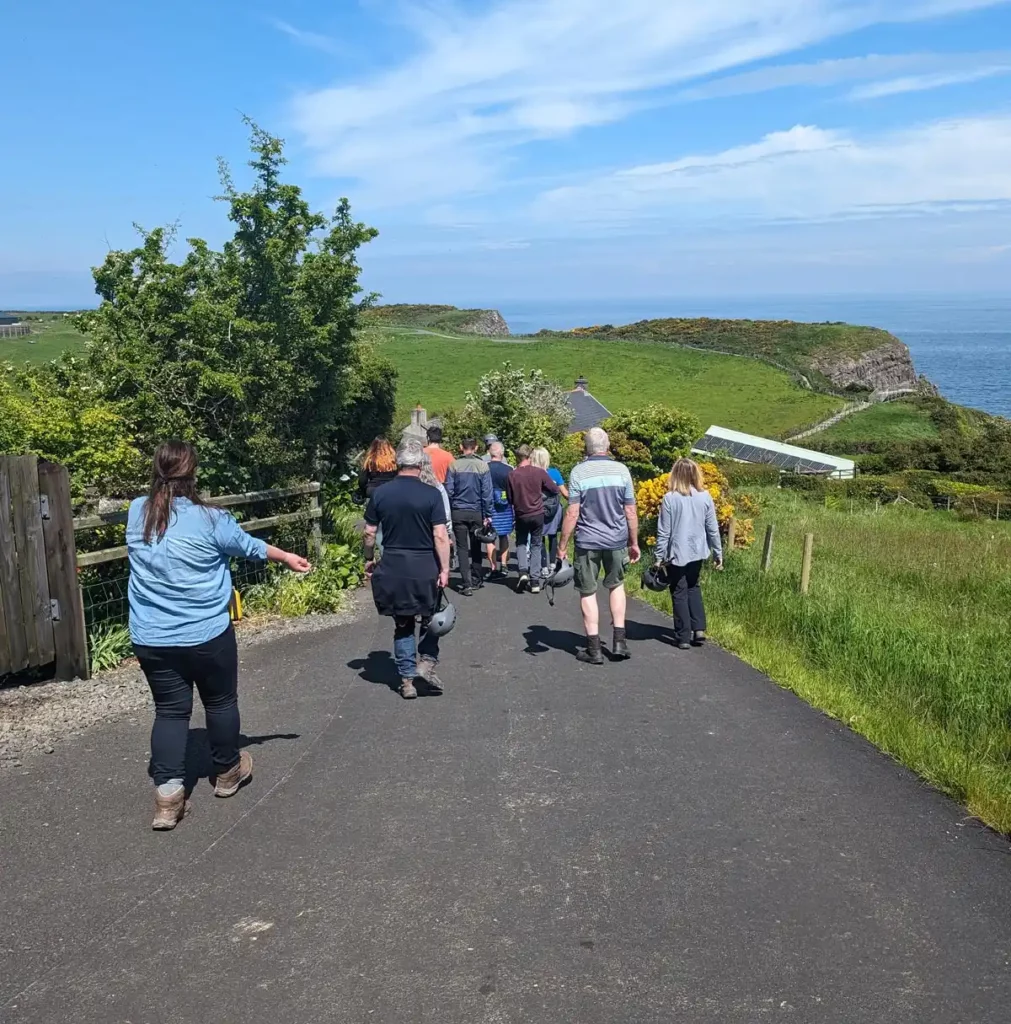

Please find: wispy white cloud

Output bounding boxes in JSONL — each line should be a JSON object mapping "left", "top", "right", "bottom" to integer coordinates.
{"left": 677, "top": 51, "right": 1011, "bottom": 101}
{"left": 289, "top": 0, "right": 1011, "bottom": 207}
{"left": 848, "top": 64, "right": 1011, "bottom": 98}
{"left": 269, "top": 18, "right": 342, "bottom": 55}
{"left": 532, "top": 116, "right": 1011, "bottom": 227}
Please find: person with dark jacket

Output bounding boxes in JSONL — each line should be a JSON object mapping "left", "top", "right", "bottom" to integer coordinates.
{"left": 357, "top": 437, "right": 399, "bottom": 501}
{"left": 506, "top": 444, "right": 559, "bottom": 593}
{"left": 444, "top": 437, "right": 494, "bottom": 596}
{"left": 127, "top": 441, "right": 310, "bottom": 831}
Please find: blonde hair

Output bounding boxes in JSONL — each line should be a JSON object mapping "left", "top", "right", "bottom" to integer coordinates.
{"left": 530, "top": 446, "right": 550, "bottom": 470}
{"left": 668, "top": 458, "right": 705, "bottom": 496}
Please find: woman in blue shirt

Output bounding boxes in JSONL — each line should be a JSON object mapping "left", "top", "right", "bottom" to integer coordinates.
{"left": 127, "top": 441, "right": 310, "bottom": 831}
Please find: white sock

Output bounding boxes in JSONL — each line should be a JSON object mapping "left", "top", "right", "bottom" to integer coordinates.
{"left": 157, "top": 780, "right": 184, "bottom": 798}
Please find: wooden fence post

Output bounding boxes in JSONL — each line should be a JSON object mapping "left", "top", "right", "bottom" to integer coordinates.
{"left": 9, "top": 455, "right": 54, "bottom": 667}
{"left": 38, "top": 462, "right": 90, "bottom": 680}
{"left": 0, "top": 458, "right": 29, "bottom": 674}
{"left": 309, "top": 485, "right": 322, "bottom": 562}
{"left": 760, "top": 524, "right": 775, "bottom": 572}
{"left": 726, "top": 517, "right": 737, "bottom": 553}
{"left": 800, "top": 533, "right": 814, "bottom": 595}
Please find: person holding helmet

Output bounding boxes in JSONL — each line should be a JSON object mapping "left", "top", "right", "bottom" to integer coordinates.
{"left": 558, "top": 427, "right": 640, "bottom": 664}
{"left": 506, "top": 444, "right": 559, "bottom": 594}
{"left": 445, "top": 437, "right": 494, "bottom": 596}
{"left": 654, "top": 458, "right": 723, "bottom": 650}
{"left": 364, "top": 439, "right": 452, "bottom": 700}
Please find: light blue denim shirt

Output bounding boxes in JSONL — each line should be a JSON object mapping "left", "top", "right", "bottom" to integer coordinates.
{"left": 126, "top": 497, "right": 267, "bottom": 647}
{"left": 655, "top": 488, "right": 723, "bottom": 567}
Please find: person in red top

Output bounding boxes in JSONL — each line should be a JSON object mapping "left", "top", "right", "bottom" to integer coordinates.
{"left": 424, "top": 426, "right": 455, "bottom": 484}
{"left": 506, "top": 444, "right": 559, "bottom": 593}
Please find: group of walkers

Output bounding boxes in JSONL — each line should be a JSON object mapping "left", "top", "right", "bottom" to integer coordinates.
{"left": 122, "top": 428, "right": 723, "bottom": 830}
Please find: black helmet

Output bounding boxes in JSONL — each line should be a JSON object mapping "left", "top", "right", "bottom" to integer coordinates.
{"left": 543, "top": 558, "right": 574, "bottom": 606}
{"left": 471, "top": 523, "right": 498, "bottom": 545}
{"left": 642, "top": 563, "right": 670, "bottom": 592}
{"left": 427, "top": 589, "right": 457, "bottom": 637}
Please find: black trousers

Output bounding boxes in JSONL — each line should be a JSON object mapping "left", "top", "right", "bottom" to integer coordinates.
{"left": 133, "top": 624, "right": 240, "bottom": 786}
{"left": 451, "top": 509, "right": 484, "bottom": 589}
{"left": 667, "top": 561, "right": 706, "bottom": 643}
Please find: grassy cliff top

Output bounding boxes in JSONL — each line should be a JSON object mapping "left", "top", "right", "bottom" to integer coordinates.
{"left": 542, "top": 317, "right": 903, "bottom": 389}
{"left": 362, "top": 304, "right": 505, "bottom": 334}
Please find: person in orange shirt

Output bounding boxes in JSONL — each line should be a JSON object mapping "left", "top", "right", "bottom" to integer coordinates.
{"left": 424, "top": 426, "right": 455, "bottom": 484}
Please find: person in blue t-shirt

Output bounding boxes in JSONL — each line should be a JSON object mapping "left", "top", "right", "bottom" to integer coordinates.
{"left": 127, "top": 441, "right": 310, "bottom": 831}
{"left": 486, "top": 441, "right": 514, "bottom": 577}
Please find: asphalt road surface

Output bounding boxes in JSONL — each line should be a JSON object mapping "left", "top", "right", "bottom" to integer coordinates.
{"left": 3, "top": 577, "right": 1011, "bottom": 1023}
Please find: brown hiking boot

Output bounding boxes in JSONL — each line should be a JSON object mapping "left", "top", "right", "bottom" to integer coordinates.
{"left": 400, "top": 679, "right": 418, "bottom": 700}
{"left": 416, "top": 657, "right": 444, "bottom": 694}
{"left": 213, "top": 750, "right": 253, "bottom": 798}
{"left": 152, "top": 789, "right": 190, "bottom": 831}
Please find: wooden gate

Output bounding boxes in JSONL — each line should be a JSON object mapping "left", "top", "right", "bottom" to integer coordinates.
{"left": 0, "top": 456, "right": 89, "bottom": 680}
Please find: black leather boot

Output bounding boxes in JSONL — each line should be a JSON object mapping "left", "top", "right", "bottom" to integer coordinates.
{"left": 611, "top": 627, "right": 630, "bottom": 660}
{"left": 576, "top": 634, "right": 604, "bottom": 665}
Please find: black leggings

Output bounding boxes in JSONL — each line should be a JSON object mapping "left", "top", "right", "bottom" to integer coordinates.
{"left": 133, "top": 624, "right": 240, "bottom": 786}
{"left": 667, "top": 561, "right": 706, "bottom": 644}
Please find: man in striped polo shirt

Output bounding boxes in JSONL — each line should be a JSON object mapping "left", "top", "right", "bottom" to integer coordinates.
{"left": 558, "top": 427, "right": 641, "bottom": 664}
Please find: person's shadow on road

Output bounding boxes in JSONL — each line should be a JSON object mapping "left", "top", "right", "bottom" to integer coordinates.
{"left": 180, "top": 730, "right": 300, "bottom": 791}
{"left": 624, "top": 619, "right": 678, "bottom": 646}
{"left": 348, "top": 651, "right": 401, "bottom": 693}
{"left": 523, "top": 624, "right": 584, "bottom": 656}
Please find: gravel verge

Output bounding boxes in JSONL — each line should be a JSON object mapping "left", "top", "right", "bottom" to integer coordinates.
{"left": 0, "top": 591, "right": 370, "bottom": 771}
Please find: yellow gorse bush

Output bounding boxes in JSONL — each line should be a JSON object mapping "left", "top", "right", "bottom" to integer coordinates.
{"left": 635, "top": 461, "right": 755, "bottom": 548}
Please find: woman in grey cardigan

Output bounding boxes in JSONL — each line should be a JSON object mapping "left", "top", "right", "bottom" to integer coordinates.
{"left": 654, "top": 459, "right": 724, "bottom": 650}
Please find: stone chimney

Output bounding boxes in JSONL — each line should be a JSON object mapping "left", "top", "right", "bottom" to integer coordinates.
{"left": 575, "top": 376, "right": 588, "bottom": 391}
{"left": 402, "top": 404, "right": 428, "bottom": 443}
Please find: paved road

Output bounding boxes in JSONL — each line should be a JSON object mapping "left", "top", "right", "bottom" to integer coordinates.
{"left": 3, "top": 579, "right": 1011, "bottom": 1023}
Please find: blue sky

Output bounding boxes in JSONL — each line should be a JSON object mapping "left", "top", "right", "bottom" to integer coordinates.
{"left": 2, "top": 0, "right": 1011, "bottom": 307}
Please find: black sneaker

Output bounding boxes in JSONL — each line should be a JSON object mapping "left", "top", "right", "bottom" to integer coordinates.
{"left": 516, "top": 573, "right": 530, "bottom": 593}
{"left": 461, "top": 586, "right": 474, "bottom": 597}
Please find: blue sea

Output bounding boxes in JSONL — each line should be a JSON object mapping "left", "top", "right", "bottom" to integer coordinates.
{"left": 492, "top": 296, "right": 1011, "bottom": 419}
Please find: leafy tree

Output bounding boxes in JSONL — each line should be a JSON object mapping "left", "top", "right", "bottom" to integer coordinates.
{"left": 442, "top": 362, "right": 571, "bottom": 454}
{"left": 601, "top": 404, "right": 703, "bottom": 478}
{"left": 62, "top": 120, "right": 394, "bottom": 493}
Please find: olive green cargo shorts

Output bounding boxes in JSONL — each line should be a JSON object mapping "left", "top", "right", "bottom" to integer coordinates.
{"left": 574, "top": 547, "right": 629, "bottom": 596}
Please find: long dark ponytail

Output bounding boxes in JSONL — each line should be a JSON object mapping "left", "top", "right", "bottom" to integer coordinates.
{"left": 143, "top": 441, "right": 203, "bottom": 543}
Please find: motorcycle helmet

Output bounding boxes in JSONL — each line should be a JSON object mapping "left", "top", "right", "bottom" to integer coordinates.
{"left": 427, "top": 589, "right": 457, "bottom": 637}
{"left": 471, "top": 523, "right": 498, "bottom": 545}
{"left": 642, "top": 563, "right": 670, "bottom": 592}
{"left": 543, "top": 558, "right": 574, "bottom": 605}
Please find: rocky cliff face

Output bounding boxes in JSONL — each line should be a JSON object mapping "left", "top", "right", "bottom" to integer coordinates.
{"left": 460, "top": 309, "right": 510, "bottom": 336}
{"left": 811, "top": 338, "right": 919, "bottom": 393}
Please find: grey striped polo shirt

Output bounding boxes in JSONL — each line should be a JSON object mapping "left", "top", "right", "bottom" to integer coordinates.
{"left": 568, "top": 455, "right": 636, "bottom": 551}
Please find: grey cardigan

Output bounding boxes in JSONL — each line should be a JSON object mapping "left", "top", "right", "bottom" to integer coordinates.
{"left": 655, "top": 488, "right": 723, "bottom": 567}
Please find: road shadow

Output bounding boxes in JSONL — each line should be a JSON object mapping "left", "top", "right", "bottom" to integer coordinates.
{"left": 348, "top": 651, "right": 401, "bottom": 692}
{"left": 177, "top": 730, "right": 300, "bottom": 791}
{"left": 624, "top": 619, "right": 678, "bottom": 646}
{"left": 523, "top": 623, "right": 584, "bottom": 657}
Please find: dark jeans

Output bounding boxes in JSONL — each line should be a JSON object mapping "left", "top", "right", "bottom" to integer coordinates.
{"left": 133, "top": 624, "right": 240, "bottom": 786}
{"left": 451, "top": 509, "right": 484, "bottom": 588}
{"left": 515, "top": 515, "right": 544, "bottom": 577}
{"left": 393, "top": 616, "right": 440, "bottom": 679}
{"left": 668, "top": 561, "right": 706, "bottom": 643}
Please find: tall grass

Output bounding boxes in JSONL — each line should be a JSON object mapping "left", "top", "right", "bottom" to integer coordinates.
{"left": 633, "top": 489, "right": 1011, "bottom": 832}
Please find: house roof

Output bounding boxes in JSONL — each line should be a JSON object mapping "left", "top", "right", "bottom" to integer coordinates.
{"left": 566, "top": 388, "right": 612, "bottom": 433}
{"left": 692, "top": 425, "right": 855, "bottom": 476}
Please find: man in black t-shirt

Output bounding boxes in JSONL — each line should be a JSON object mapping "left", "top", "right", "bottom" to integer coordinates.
{"left": 364, "top": 440, "right": 452, "bottom": 700}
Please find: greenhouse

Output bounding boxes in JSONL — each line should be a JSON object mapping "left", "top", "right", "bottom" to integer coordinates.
{"left": 692, "top": 425, "right": 856, "bottom": 479}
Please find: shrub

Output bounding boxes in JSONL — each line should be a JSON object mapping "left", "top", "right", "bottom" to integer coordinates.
{"left": 717, "top": 461, "right": 780, "bottom": 487}
{"left": 243, "top": 542, "right": 362, "bottom": 617}
{"left": 601, "top": 404, "right": 702, "bottom": 479}
{"left": 634, "top": 461, "right": 753, "bottom": 549}
{"left": 780, "top": 474, "right": 828, "bottom": 495}
{"left": 88, "top": 624, "right": 133, "bottom": 673}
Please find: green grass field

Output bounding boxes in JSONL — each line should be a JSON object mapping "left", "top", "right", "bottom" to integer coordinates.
{"left": 378, "top": 330, "right": 842, "bottom": 438}
{"left": 0, "top": 313, "right": 88, "bottom": 364}
{"left": 814, "top": 398, "right": 940, "bottom": 446}
{"left": 632, "top": 488, "right": 1011, "bottom": 833}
